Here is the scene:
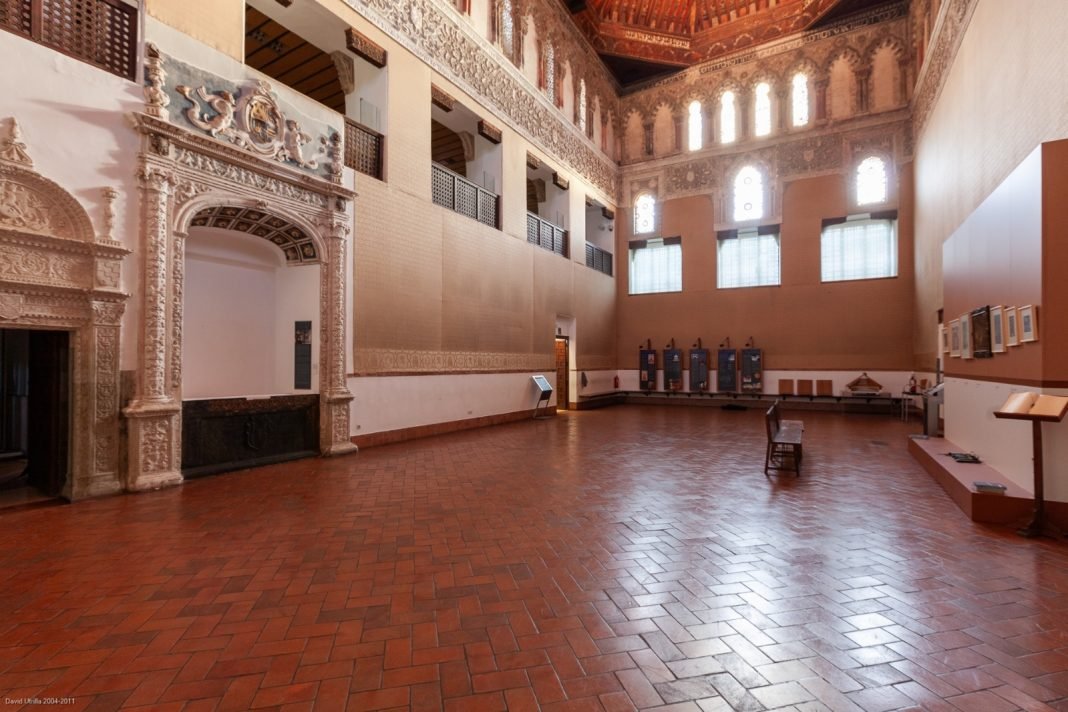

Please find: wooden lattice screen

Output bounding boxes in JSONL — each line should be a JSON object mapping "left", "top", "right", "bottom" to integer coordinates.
{"left": 344, "top": 119, "right": 384, "bottom": 180}
{"left": 1, "top": 0, "right": 137, "bottom": 81}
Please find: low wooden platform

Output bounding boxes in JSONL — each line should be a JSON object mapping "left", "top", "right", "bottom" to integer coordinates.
{"left": 906, "top": 435, "right": 1068, "bottom": 527}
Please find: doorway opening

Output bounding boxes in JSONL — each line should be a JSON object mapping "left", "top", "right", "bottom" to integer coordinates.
{"left": 0, "top": 329, "right": 70, "bottom": 507}
{"left": 554, "top": 336, "right": 569, "bottom": 411}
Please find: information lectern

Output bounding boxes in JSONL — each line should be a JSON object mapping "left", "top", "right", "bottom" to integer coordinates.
{"left": 994, "top": 392, "right": 1068, "bottom": 537}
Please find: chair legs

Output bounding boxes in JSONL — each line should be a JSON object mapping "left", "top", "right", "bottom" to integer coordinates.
{"left": 765, "top": 442, "right": 801, "bottom": 476}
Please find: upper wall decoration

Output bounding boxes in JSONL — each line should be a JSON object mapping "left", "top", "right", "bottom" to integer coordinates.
{"left": 144, "top": 46, "right": 342, "bottom": 182}
{"left": 189, "top": 205, "right": 318, "bottom": 264}
{"left": 343, "top": 0, "right": 619, "bottom": 200}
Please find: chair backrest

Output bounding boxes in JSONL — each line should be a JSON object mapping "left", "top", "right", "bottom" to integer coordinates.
{"left": 766, "top": 401, "right": 781, "bottom": 439}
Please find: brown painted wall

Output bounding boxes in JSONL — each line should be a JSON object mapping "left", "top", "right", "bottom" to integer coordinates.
{"left": 941, "top": 147, "right": 1044, "bottom": 383}
{"left": 615, "top": 169, "right": 915, "bottom": 371}
{"left": 913, "top": 1, "right": 1068, "bottom": 371}
{"left": 1041, "top": 141, "right": 1068, "bottom": 384}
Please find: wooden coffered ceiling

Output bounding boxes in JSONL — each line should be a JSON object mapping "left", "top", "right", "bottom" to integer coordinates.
{"left": 562, "top": 0, "right": 893, "bottom": 86}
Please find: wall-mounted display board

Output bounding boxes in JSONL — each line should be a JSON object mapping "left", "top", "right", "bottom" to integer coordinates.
{"left": 639, "top": 349, "right": 657, "bottom": 390}
{"left": 294, "top": 321, "right": 312, "bottom": 389}
{"left": 664, "top": 349, "right": 683, "bottom": 391}
{"left": 716, "top": 349, "right": 737, "bottom": 392}
{"left": 689, "top": 349, "right": 710, "bottom": 392}
{"left": 741, "top": 348, "right": 763, "bottom": 393}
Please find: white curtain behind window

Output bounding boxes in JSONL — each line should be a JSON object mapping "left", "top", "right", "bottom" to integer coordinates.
{"left": 629, "top": 240, "right": 682, "bottom": 294}
{"left": 821, "top": 219, "right": 897, "bottom": 282}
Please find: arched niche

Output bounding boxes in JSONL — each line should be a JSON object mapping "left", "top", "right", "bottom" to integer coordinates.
{"left": 0, "top": 118, "right": 130, "bottom": 500}
{"left": 126, "top": 106, "right": 356, "bottom": 493}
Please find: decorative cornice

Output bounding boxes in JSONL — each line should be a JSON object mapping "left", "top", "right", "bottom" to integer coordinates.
{"left": 341, "top": 0, "right": 619, "bottom": 201}
{"left": 911, "top": 0, "right": 977, "bottom": 139}
{"left": 346, "top": 26, "right": 388, "bottom": 67}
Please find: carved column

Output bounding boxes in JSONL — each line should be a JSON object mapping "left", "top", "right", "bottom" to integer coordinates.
{"left": 673, "top": 111, "right": 684, "bottom": 153}
{"left": 642, "top": 118, "right": 654, "bottom": 157}
{"left": 814, "top": 77, "right": 830, "bottom": 123}
{"left": 777, "top": 88, "right": 790, "bottom": 132}
{"left": 320, "top": 214, "right": 357, "bottom": 456}
{"left": 897, "top": 59, "right": 910, "bottom": 105}
{"left": 855, "top": 67, "right": 872, "bottom": 114}
{"left": 125, "top": 165, "right": 183, "bottom": 492}
{"left": 737, "top": 90, "right": 750, "bottom": 141}
{"left": 73, "top": 301, "right": 126, "bottom": 499}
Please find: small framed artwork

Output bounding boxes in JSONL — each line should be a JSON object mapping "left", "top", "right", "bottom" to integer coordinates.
{"left": 1006, "top": 307, "right": 1019, "bottom": 347}
{"left": 940, "top": 324, "right": 949, "bottom": 354}
{"left": 1020, "top": 304, "right": 1038, "bottom": 342}
{"left": 950, "top": 318, "right": 961, "bottom": 357}
{"left": 961, "top": 312, "right": 972, "bottom": 359}
{"left": 990, "top": 305, "right": 1005, "bottom": 353}
{"left": 971, "top": 306, "right": 992, "bottom": 358}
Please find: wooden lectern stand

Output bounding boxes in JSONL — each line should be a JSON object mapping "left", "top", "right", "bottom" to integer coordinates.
{"left": 994, "top": 392, "right": 1068, "bottom": 537}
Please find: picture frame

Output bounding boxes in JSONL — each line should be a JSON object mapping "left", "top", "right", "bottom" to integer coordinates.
{"left": 940, "top": 324, "right": 949, "bottom": 354}
{"left": 970, "top": 306, "right": 992, "bottom": 358}
{"left": 990, "top": 305, "right": 1005, "bottom": 353}
{"left": 1006, "top": 307, "right": 1019, "bottom": 347}
{"left": 1020, "top": 304, "right": 1038, "bottom": 342}
{"left": 949, "top": 318, "right": 961, "bottom": 357}
{"left": 960, "top": 312, "right": 972, "bottom": 359}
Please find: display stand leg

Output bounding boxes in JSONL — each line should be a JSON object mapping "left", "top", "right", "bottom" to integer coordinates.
{"left": 1018, "top": 420, "right": 1045, "bottom": 538}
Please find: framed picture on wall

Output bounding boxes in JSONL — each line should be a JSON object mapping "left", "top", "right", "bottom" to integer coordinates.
{"left": 940, "top": 324, "right": 949, "bottom": 354}
{"left": 1007, "top": 307, "right": 1019, "bottom": 346}
{"left": 1020, "top": 304, "right": 1038, "bottom": 342}
{"left": 970, "top": 306, "right": 992, "bottom": 358}
{"left": 950, "top": 318, "right": 961, "bottom": 357}
{"left": 961, "top": 313, "right": 972, "bottom": 359}
{"left": 990, "top": 305, "right": 1006, "bottom": 353}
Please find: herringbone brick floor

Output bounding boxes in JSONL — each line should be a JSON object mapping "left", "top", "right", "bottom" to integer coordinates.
{"left": 3, "top": 406, "right": 1068, "bottom": 712}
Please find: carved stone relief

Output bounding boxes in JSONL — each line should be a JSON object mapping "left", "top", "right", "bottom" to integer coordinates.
{"left": 125, "top": 110, "right": 357, "bottom": 493}
{"left": 0, "top": 117, "right": 130, "bottom": 500}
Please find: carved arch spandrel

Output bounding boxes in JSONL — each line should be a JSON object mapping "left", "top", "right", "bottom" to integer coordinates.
{"left": 126, "top": 112, "right": 357, "bottom": 494}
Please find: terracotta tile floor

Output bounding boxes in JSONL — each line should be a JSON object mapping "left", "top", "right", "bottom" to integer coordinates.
{"left": 3, "top": 406, "right": 1068, "bottom": 712}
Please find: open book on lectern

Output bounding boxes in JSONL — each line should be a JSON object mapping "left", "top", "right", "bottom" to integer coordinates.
{"left": 995, "top": 392, "right": 1068, "bottom": 421}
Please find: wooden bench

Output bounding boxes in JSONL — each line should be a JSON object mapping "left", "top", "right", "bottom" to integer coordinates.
{"left": 765, "top": 401, "right": 804, "bottom": 476}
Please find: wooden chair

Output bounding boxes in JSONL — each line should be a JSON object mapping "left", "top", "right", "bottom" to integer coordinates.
{"left": 765, "top": 401, "right": 804, "bottom": 476}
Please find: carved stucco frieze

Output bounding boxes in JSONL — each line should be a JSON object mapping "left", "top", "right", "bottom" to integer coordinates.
{"left": 353, "top": 348, "right": 555, "bottom": 374}
{"left": 911, "top": 0, "right": 977, "bottom": 137}
{"left": 343, "top": 0, "right": 619, "bottom": 200}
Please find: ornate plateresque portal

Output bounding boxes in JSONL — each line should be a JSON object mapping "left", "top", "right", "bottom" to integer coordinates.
{"left": 125, "top": 46, "right": 356, "bottom": 492}
{"left": 0, "top": 118, "right": 130, "bottom": 499}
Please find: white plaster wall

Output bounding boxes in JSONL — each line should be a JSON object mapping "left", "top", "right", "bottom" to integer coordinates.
{"left": 521, "top": 22, "right": 539, "bottom": 86}
{"left": 348, "top": 372, "right": 558, "bottom": 435}
{"left": 184, "top": 230, "right": 320, "bottom": 398}
{"left": 944, "top": 377, "right": 1068, "bottom": 502}
{"left": 274, "top": 264, "right": 322, "bottom": 394}
{"left": 0, "top": 31, "right": 143, "bottom": 369}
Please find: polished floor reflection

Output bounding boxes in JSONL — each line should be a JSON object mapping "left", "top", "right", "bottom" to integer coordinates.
{"left": 2, "top": 406, "right": 1067, "bottom": 712}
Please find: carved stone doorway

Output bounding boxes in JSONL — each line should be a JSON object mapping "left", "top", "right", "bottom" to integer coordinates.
{"left": 126, "top": 113, "right": 356, "bottom": 493}
{"left": 0, "top": 118, "right": 130, "bottom": 500}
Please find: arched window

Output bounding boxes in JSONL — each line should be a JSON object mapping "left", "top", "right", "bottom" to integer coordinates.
{"left": 687, "top": 100, "right": 703, "bottom": 151}
{"left": 792, "top": 73, "right": 809, "bottom": 127}
{"left": 634, "top": 193, "right": 656, "bottom": 234}
{"left": 754, "top": 82, "right": 771, "bottom": 137}
{"left": 578, "top": 79, "right": 588, "bottom": 133}
{"left": 719, "top": 91, "right": 736, "bottom": 144}
{"left": 544, "top": 43, "right": 556, "bottom": 104}
{"left": 733, "top": 166, "right": 764, "bottom": 222}
{"left": 856, "top": 156, "right": 888, "bottom": 205}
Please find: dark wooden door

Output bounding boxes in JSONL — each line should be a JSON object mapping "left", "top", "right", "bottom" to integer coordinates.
{"left": 27, "top": 330, "right": 70, "bottom": 496}
{"left": 554, "top": 337, "right": 569, "bottom": 410}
